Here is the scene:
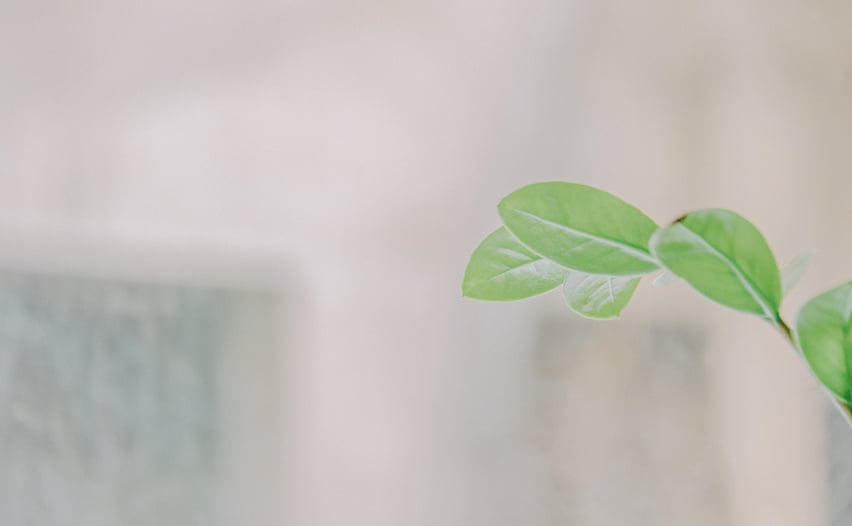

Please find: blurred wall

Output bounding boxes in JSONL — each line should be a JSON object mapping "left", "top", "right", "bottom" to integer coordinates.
{"left": 2, "top": 0, "right": 852, "bottom": 525}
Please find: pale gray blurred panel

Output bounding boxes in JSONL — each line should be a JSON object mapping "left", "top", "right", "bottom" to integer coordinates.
{"left": 533, "top": 320, "right": 728, "bottom": 525}
{"left": 828, "top": 409, "right": 852, "bottom": 524}
{"left": 0, "top": 272, "right": 273, "bottom": 526}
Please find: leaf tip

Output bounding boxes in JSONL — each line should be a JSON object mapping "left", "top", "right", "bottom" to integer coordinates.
{"left": 460, "top": 281, "right": 472, "bottom": 298}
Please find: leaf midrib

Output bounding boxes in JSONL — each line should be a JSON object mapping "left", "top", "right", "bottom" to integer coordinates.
{"left": 677, "top": 223, "right": 777, "bottom": 320}
{"left": 502, "top": 207, "right": 657, "bottom": 265}
{"left": 483, "top": 256, "right": 559, "bottom": 285}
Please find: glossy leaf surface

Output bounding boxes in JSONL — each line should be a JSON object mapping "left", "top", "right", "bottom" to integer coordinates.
{"left": 797, "top": 282, "right": 852, "bottom": 403}
{"left": 497, "top": 182, "right": 659, "bottom": 276}
{"left": 563, "top": 272, "right": 641, "bottom": 319}
{"left": 650, "top": 209, "right": 782, "bottom": 318}
{"left": 462, "top": 227, "right": 567, "bottom": 301}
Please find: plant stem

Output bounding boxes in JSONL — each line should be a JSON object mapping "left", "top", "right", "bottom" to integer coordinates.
{"left": 773, "top": 317, "right": 852, "bottom": 427}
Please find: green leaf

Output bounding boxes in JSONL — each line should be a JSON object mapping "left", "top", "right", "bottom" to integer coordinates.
{"left": 462, "top": 227, "right": 568, "bottom": 301}
{"left": 782, "top": 249, "right": 816, "bottom": 295}
{"left": 796, "top": 282, "right": 852, "bottom": 403}
{"left": 497, "top": 182, "right": 659, "bottom": 276}
{"left": 563, "top": 272, "right": 641, "bottom": 319}
{"left": 650, "top": 209, "right": 783, "bottom": 318}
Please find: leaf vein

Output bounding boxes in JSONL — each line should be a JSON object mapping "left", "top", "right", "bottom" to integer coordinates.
{"left": 505, "top": 209, "right": 657, "bottom": 265}
{"left": 677, "top": 223, "right": 776, "bottom": 320}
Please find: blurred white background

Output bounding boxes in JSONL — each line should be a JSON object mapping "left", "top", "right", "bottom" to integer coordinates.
{"left": 2, "top": 0, "right": 852, "bottom": 524}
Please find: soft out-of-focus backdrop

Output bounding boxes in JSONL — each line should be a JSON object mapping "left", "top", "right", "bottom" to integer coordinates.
{"left": 2, "top": 1, "right": 852, "bottom": 525}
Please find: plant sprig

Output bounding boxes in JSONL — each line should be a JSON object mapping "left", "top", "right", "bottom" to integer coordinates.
{"left": 462, "top": 181, "right": 852, "bottom": 424}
